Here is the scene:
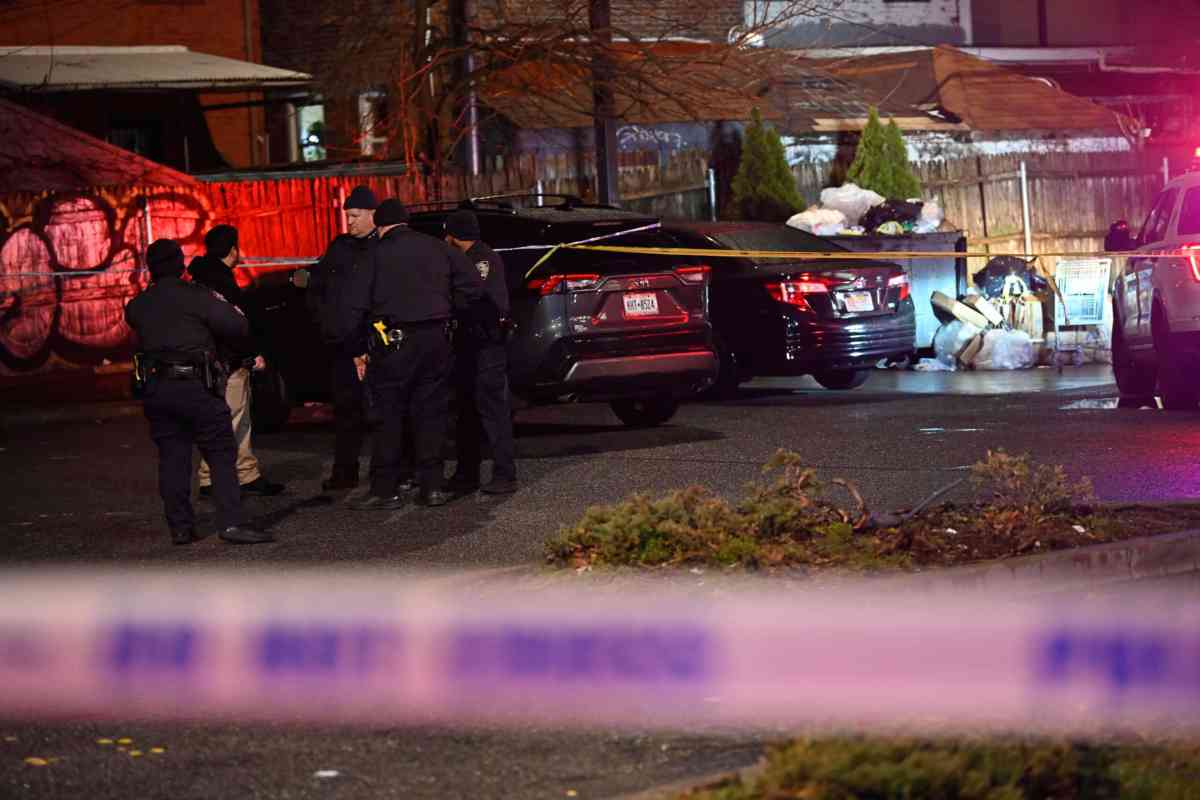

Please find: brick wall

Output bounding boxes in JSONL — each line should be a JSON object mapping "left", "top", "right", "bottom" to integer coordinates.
{"left": 0, "top": 0, "right": 264, "bottom": 168}
{"left": 477, "top": 0, "right": 744, "bottom": 41}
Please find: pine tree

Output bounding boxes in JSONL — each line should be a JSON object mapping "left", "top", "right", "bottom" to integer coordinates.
{"left": 883, "top": 118, "right": 922, "bottom": 200}
{"left": 846, "top": 107, "right": 888, "bottom": 194}
{"left": 845, "top": 108, "right": 924, "bottom": 200}
{"left": 729, "top": 108, "right": 806, "bottom": 222}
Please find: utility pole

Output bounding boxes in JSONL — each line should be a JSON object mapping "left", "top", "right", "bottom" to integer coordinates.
{"left": 589, "top": 0, "right": 620, "bottom": 205}
{"left": 452, "top": 0, "right": 482, "bottom": 176}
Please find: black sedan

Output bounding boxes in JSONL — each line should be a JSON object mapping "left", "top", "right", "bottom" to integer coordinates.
{"left": 651, "top": 222, "right": 916, "bottom": 393}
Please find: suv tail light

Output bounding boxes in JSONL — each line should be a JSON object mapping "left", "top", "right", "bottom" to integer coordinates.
{"left": 1185, "top": 244, "right": 1200, "bottom": 282}
{"left": 526, "top": 273, "right": 601, "bottom": 295}
{"left": 674, "top": 265, "right": 711, "bottom": 284}
{"left": 888, "top": 272, "right": 910, "bottom": 300}
{"left": 764, "top": 276, "right": 832, "bottom": 310}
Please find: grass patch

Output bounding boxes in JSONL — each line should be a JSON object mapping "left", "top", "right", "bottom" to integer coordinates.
{"left": 686, "top": 736, "right": 1200, "bottom": 800}
{"left": 546, "top": 449, "right": 1200, "bottom": 572}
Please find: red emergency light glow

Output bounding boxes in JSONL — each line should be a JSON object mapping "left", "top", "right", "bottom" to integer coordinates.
{"left": 1184, "top": 244, "right": 1200, "bottom": 282}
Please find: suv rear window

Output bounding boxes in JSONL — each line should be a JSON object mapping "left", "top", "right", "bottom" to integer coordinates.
{"left": 1140, "top": 188, "right": 1178, "bottom": 245}
{"left": 1179, "top": 187, "right": 1200, "bottom": 236}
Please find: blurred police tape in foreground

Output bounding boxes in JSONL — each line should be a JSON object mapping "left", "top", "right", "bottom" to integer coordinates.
{"left": 0, "top": 569, "right": 1196, "bottom": 733}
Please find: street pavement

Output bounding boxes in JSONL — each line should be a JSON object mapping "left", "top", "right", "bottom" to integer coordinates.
{"left": 3, "top": 364, "right": 1199, "bottom": 798}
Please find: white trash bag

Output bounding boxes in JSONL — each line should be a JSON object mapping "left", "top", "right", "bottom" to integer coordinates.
{"left": 912, "top": 199, "right": 944, "bottom": 234}
{"left": 932, "top": 320, "right": 984, "bottom": 369}
{"left": 785, "top": 207, "right": 848, "bottom": 236}
{"left": 973, "top": 329, "right": 1036, "bottom": 370}
{"left": 819, "top": 183, "right": 885, "bottom": 227}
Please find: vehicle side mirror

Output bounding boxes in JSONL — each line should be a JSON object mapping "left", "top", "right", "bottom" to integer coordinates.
{"left": 291, "top": 268, "right": 310, "bottom": 289}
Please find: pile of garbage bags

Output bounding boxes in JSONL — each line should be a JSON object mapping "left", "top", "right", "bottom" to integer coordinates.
{"left": 927, "top": 291, "right": 1037, "bottom": 371}
{"left": 787, "top": 183, "right": 944, "bottom": 237}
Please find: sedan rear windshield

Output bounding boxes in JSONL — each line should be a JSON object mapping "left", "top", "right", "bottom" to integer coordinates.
{"left": 708, "top": 227, "right": 846, "bottom": 263}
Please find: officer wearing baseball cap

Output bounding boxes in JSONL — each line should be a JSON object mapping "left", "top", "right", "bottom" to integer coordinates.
{"left": 443, "top": 210, "right": 517, "bottom": 495}
{"left": 307, "top": 185, "right": 382, "bottom": 490}
{"left": 339, "top": 199, "right": 485, "bottom": 508}
{"left": 124, "top": 239, "right": 274, "bottom": 545}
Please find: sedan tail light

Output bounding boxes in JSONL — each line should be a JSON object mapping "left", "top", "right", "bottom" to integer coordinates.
{"left": 526, "top": 273, "right": 602, "bottom": 295}
{"left": 1184, "top": 244, "right": 1200, "bottom": 282}
{"left": 764, "top": 276, "right": 832, "bottom": 310}
{"left": 887, "top": 272, "right": 910, "bottom": 301}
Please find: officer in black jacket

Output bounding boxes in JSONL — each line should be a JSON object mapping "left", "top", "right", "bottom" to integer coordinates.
{"left": 339, "top": 199, "right": 484, "bottom": 509}
{"left": 308, "top": 185, "right": 379, "bottom": 490}
{"left": 125, "top": 239, "right": 275, "bottom": 546}
{"left": 443, "top": 210, "right": 517, "bottom": 495}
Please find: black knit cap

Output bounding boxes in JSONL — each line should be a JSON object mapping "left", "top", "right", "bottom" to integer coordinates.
{"left": 445, "top": 209, "right": 480, "bottom": 241}
{"left": 373, "top": 199, "right": 409, "bottom": 226}
{"left": 146, "top": 238, "right": 185, "bottom": 279}
{"left": 204, "top": 224, "right": 239, "bottom": 259}
{"left": 344, "top": 185, "right": 379, "bottom": 210}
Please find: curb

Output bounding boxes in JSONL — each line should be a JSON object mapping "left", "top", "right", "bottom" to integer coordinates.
{"left": 870, "top": 527, "right": 1200, "bottom": 597}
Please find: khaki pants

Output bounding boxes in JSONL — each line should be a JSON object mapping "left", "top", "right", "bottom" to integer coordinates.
{"left": 198, "top": 368, "right": 261, "bottom": 487}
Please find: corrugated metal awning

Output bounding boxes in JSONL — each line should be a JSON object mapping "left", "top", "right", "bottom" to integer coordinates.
{"left": 0, "top": 45, "right": 311, "bottom": 91}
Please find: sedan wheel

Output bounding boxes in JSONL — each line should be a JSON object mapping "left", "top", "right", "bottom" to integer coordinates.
{"left": 812, "top": 369, "right": 871, "bottom": 390}
{"left": 610, "top": 396, "right": 679, "bottom": 428}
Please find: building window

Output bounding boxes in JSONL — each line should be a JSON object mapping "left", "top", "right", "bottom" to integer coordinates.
{"left": 297, "top": 104, "right": 326, "bottom": 162}
{"left": 109, "top": 123, "right": 162, "bottom": 161}
{"left": 358, "top": 90, "right": 389, "bottom": 157}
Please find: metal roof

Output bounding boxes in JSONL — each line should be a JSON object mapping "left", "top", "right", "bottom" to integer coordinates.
{"left": 0, "top": 46, "right": 311, "bottom": 92}
{"left": 816, "top": 46, "right": 1130, "bottom": 133}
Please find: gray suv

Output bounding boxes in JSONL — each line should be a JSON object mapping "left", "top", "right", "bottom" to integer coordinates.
{"left": 410, "top": 196, "right": 718, "bottom": 426}
{"left": 1113, "top": 173, "right": 1200, "bottom": 408}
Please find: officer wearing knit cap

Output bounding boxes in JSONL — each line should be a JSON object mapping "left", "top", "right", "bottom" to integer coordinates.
{"left": 339, "top": 199, "right": 485, "bottom": 509}
{"left": 124, "top": 238, "right": 273, "bottom": 546}
{"left": 308, "top": 185, "right": 382, "bottom": 491}
{"left": 443, "top": 210, "right": 517, "bottom": 495}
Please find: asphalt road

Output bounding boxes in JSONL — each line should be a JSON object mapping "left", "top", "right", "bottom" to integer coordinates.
{"left": 3, "top": 367, "right": 1199, "bottom": 799}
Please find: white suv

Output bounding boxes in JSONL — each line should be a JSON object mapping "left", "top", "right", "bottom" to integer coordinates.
{"left": 1112, "top": 173, "right": 1200, "bottom": 408}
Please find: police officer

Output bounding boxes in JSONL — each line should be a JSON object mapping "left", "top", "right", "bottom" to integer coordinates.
{"left": 443, "top": 210, "right": 518, "bottom": 495}
{"left": 124, "top": 239, "right": 275, "bottom": 545}
{"left": 308, "top": 185, "right": 379, "bottom": 490}
{"left": 339, "top": 199, "right": 484, "bottom": 509}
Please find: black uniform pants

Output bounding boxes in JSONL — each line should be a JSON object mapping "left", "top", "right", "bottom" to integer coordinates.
{"left": 367, "top": 325, "right": 451, "bottom": 497}
{"left": 331, "top": 350, "right": 367, "bottom": 472}
{"left": 143, "top": 378, "right": 242, "bottom": 533}
{"left": 453, "top": 341, "right": 516, "bottom": 483}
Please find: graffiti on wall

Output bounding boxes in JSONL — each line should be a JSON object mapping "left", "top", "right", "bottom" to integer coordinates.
{"left": 0, "top": 189, "right": 213, "bottom": 375}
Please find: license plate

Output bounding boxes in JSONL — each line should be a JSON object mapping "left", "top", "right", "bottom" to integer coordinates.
{"left": 842, "top": 290, "right": 874, "bottom": 313}
{"left": 623, "top": 292, "right": 659, "bottom": 316}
